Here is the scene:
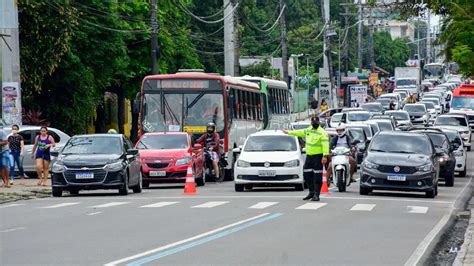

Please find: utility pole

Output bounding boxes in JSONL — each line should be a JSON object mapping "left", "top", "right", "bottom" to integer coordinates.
{"left": 224, "top": 0, "right": 235, "bottom": 76}
{"left": 367, "top": 6, "right": 375, "bottom": 72}
{"left": 426, "top": 9, "right": 431, "bottom": 64}
{"left": 320, "top": 0, "right": 336, "bottom": 108}
{"left": 150, "top": 0, "right": 159, "bottom": 74}
{"left": 357, "top": 1, "right": 363, "bottom": 72}
{"left": 0, "top": 0, "right": 22, "bottom": 125}
{"left": 279, "top": 0, "right": 289, "bottom": 87}
{"left": 232, "top": 0, "right": 240, "bottom": 76}
{"left": 340, "top": 2, "right": 352, "bottom": 76}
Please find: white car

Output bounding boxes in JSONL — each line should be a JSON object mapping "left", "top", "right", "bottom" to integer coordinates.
{"left": 3, "top": 125, "right": 70, "bottom": 175}
{"left": 422, "top": 98, "right": 443, "bottom": 114}
{"left": 385, "top": 110, "right": 413, "bottom": 127}
{"left": 330, "top": 113, "right": 344, "bottom": 128}
{"left": 291, "top": 121, "right": 311, "bottom": 130}
{"left": 234, "top": 131, "right": 305, "bottom": 191}
{"left": 440, "top": 129, "right": 467, "bottom": 177}
{"left": 421, "top": 102, "right": 438, "bottom": 124}
{"left": 344, "top": 111, "right": 372, "bottom": 124}
{"left": 434, "top": 113, "right": 472, "bottom": 151}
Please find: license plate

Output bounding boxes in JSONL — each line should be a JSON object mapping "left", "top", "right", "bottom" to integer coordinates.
{"left": 75, "top": 172, "right": 94, "bottom": 179}
{"left": 387, "top": 175, "right": 406, "bottom": 181}
{"left": 258, "top": 170, "right": 276, "bottom": 177}
{"left": 150, "top": 171, "right": 166, "bottom": 177}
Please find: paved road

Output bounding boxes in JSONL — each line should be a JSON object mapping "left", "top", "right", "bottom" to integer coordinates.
{"left": 1, "top": 154, "right": 472, "bottom": 265}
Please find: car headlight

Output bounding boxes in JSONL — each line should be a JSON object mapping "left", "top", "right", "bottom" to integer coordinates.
{"left": 453, "top": 150, "right": 464, "bottom": 157}
{"left": 106, "top": 161, "right": 123, "bottom": 171}
{"left": 176, "top": 156, "right": 192, "bottom": 166}
{"left": 364, "top": 161, "right": 378, "bottom": 169}
{"left": 52, "top": 161, "right": 65, "bottom": 173}
{"left": 416, "top": 164, "right": 432, "bottom": 172}
{"left": 236, "top": 160, "right": 251, "bottom": 168}
{"left": 284, "top": 159, "right": 300, "bottom": 167}
{"left": 438, "top": 155, "right": 449, "bottom": 163}
{"left": 460, "top": 131, "right": 470, "bottom": 136}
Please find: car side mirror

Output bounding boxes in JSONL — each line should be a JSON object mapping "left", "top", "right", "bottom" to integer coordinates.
{"left": 232, "top": 147, "right": 241, "bottom": 153}
{"left": 193, "top": 144, "right": 203, "bottom": 150}
{"left": 127, "top": 149, "right": 139, "bottom": 156}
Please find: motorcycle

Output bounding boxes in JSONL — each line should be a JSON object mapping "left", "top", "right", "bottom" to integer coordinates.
{"left": 331, "top": 146, "right": 353, "bottom": 192}
{"left": 203, "top": 146, "right": 224, "bottom": 182}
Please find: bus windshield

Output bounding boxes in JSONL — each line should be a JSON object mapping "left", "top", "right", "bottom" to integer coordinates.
{"left": 452, "top": 96, "right": 474, "bottom": 110}
{"left": 424, "top": 65, "right": 445, "bottom": 78}
{"left": 142, "top": 92, "right": 224, "bottom": 133}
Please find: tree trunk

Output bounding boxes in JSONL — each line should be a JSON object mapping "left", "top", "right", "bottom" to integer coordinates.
{"left": 116, "top": 88, "right": 125, "bottom": 135}
{"left": 95, "top": 97, "right": 106, "bottom": 133}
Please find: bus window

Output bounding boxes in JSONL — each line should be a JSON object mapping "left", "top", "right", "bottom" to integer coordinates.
{"left": 251, "top": 92, "right": 256, "bottom": 120}
{"left": 238, "top": 90, "right": 244, "bottom": 119}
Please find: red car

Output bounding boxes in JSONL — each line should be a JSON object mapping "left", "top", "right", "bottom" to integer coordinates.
{"left": 135, "top": 132, "right": 205, "bottom": 187}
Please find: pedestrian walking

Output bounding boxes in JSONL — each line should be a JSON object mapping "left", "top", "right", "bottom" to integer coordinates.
{"left": 283, "top": 116, "right": 330, "bottom": 201}
{"left": 32, "top": 127, "right": 55, "bottom": 186}
{"left": 8, "top": 124, "right": 25, "bottom": 184}
{"left": 0, "top": 130, "right": 10, "bottom": 187}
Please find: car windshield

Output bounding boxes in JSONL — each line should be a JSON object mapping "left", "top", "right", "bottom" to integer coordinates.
{"left": 244, "top": 135, "right": 297, "bottom": 152}
{"left": 292, "top": 124, "right": 310, "bottom": 130}
{"left": 375, "top": 121, "right": 393, "bottom": 131}
{"left": 397, "top": 92, "right": 407, "bottom": 98}
{"left": 361, "top": 104, "right": 383, "bottom": 112}
{"left": 452, "top": 96, "right": 474, "bottom": 110}
{"left": 348, "top": 128, "right": 366, "bottom": 142}
{"left": 136, "top": 134, "right": 188, "bottom": 150}
{"left": 425, "top": 133, "right": 447, "bottom": 148}
{"left": 396, "top": 79, "right": 417, "bottom": 86}
{"left": 422, "top": 102, "right": 436, "bottom": 109}
{"left": 349, "top": 126, "right": 371, "bottom": 138}
{"left": 387, "top": 112, "right": 409, "bottom": 121}
{"left": 423, "top": 98, "right": 440, "bottom": 105}
{"left": 404, "top": 105, "right": 426, "bottom": 112}
{"left": 62, "top": 136, "right": 122, "bottom": 155}
{"left": 368, "top": 124, "right": 380, "bottom": 133}
{"left": 332, "top": 113, "right": 342, "bottom": 122}
{"left": 370, "top": 134, "right": 431, "bottom": 155}
{"left": 348, "top": 112, "right": 371, "bottom": 121}
{"left": 435, "top": 116, "right": 468, "bottom": 127}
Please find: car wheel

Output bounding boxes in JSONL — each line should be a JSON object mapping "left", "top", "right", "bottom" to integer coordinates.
{"left": 244, "top": 184, "right": 253, "bottom": 190}
{"left": 132, "top": 172, "right": 143, "bottom": 193}
{"left": 119, "top": 172, "right": 129, "bottom": 195}
{"left": 196, "top": 167, "right": 205, "bottom": 186}
{"left": 359, "top": 186, "right": 371, "bottom": 195}
{"left": 445, "top": 171, "right": 454, "bottom": 187}
{"left": 295, "top": 184, "right": 304, "bottom": 191}
{"left": 52, "top": 187, "right": 63, "bottom": 197}
{"left": 235, "top": 184, "right": 244, "bottom": 192}
{"left": 69, "top": 189, "right": 79, "bottom": 195}
{"left": 459, "top": 165, "right": 467, "bottom": 177}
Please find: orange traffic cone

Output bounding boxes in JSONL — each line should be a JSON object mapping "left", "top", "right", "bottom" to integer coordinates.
{"left": 320, "top": 166, "right": 330, "bottom": 195}
{"left": 183, "top": 166, "right": 197, "bottom": 195}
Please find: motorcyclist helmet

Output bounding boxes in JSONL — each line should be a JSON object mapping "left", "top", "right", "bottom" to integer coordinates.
{"left": 207, "top": 122, "right": 216, "bottom": 134}
{"left": 336, "top": 124, "right": 346, "bottom": 137}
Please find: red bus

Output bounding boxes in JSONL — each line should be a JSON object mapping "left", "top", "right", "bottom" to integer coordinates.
{"left": 138, "top": 71, "right": 266, "bottom": 180}
{"left": 450, "top": 84, "right": 474, "bottom": 129}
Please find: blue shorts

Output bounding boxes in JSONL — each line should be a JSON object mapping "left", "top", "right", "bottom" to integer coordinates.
{"left": 0, "top": 152, "right": 10, "bottom": 169}
{"left": 36, "top": 153, "right": 51, "bottom": 161}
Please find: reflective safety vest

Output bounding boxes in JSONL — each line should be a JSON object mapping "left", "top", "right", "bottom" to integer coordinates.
{"left": 288, "top": 126, "right": 330, "bottom": 156}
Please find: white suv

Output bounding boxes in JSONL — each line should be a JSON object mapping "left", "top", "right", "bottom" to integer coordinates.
{"left": 434, "top": 113, "right": 472, "bottom": 151}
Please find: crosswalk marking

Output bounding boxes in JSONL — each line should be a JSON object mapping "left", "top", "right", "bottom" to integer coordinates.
{"left": 140, "top": 202, "right": 179, "bottom": 208}
{"left": 406, "top": 206, "right": 429, "bottom": 214}
{"left": 350, "top": 204, "right": 376, "bottom": 211}
{"left": 39, "top": 202, "right": 81, "bottom": 209}
{"left": 0, "top": 203, "right": 25, "bottom": 209}
{"left": 90, "top": 202, "right": 130, "bottom": 208}
{"left": 249, "top": 202, "right": 278, "bottom": 209}
{"left": 296, "top": 202, "right": 327, "bottom": 210}
{"left": 191, "top": 201, "right": 229, "bottom": 208}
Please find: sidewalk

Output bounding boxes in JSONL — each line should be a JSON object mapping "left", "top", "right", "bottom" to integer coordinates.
{"left": 455, "top": 197, "right": 474, "bottom": 265}
{"left": 0, "top": 178, "right": 51, "bottom": 203}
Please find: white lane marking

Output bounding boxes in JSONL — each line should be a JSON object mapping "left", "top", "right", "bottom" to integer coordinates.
{"left": 140, "top": 202, "right": 179, "bottom": 208}
{"left": 87, "top": 212, "right": 102, "bottom": 216}
{"left": 296, "top": 202, "right": 327, "bottom": 210}
{"left": 0, "top": 227, "right": 26, "bottom": 233}
{"left": 0, "top": 203, "right": 25, "bottom": 209}
{"left": 350, "top": 204, "right": 376, "bottom": 211}
{"left": 38, "top": 202, "right": 81, "bottom": 209}
{"left": 249, "top": 202, "right": 278, "bottom": 209}
{"left": 191, "top": 201, "right": 228, "bottom": 208}
{"left": 104, "top": 213, "right": 273, "bottom": 266}
{"left": 406, "top": 206, "right": 429, "bottom": 214}
{"left": 90, "top": 202, "right": 130, "bottom": 208}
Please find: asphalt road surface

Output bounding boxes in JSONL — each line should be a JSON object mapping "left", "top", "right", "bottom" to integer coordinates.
{"left": 1, "top": 154, "right": 472, "bottom": 265}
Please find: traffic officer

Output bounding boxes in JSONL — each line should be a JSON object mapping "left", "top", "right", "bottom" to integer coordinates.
{"left": 283, "top": 116, "right": 330, "bottom": 201}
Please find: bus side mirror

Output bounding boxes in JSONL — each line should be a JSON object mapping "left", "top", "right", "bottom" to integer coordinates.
{"left": 132, "top": 100, "right": 140, "bottom": 114}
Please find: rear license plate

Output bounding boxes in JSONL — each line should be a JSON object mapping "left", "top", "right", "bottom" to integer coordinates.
{"left": 387, "top": 175, "right": 406, "bottom": 181}
{"left": 75, "top": 172, "right": 94, "bottom": 179}
{"left": 258, "top": 170, "right": 276, "bottom": 177}
{"left": 150, "top": 171, "right": 166, "bottom": 177}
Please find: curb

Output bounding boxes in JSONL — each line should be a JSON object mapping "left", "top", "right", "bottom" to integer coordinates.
{"left": 405, "top": 176, "right": 473, "bottom": 266}
{"left": 454, "top": 207, "right": 474, "bottom": 265}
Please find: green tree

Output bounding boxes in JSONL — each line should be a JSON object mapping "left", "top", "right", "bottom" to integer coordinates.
{"left": 373, "top": 31, "right": 411, "bottom": 74}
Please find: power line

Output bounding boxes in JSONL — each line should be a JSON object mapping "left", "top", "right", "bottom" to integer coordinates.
{"left": 175, "top": 1, "right": 239, "bottom": 24}
{"left": 245, "top": 4, "right": 286, "bottom": 33}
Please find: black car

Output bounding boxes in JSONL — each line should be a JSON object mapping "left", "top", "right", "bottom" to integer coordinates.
{"left": 51, "top": 134, "right": 142, "bottom": 197}
{"left": 408, "top": 128, "right": 456, "bottom": 186}
{"left": 403, "top": 104, "right": 430, "bottom": 125}
{"left": 360, "top": 131, "right": 440, "bottom": 198}
{"left": 347, "top": 127, "right": 369, "bottom": 165}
